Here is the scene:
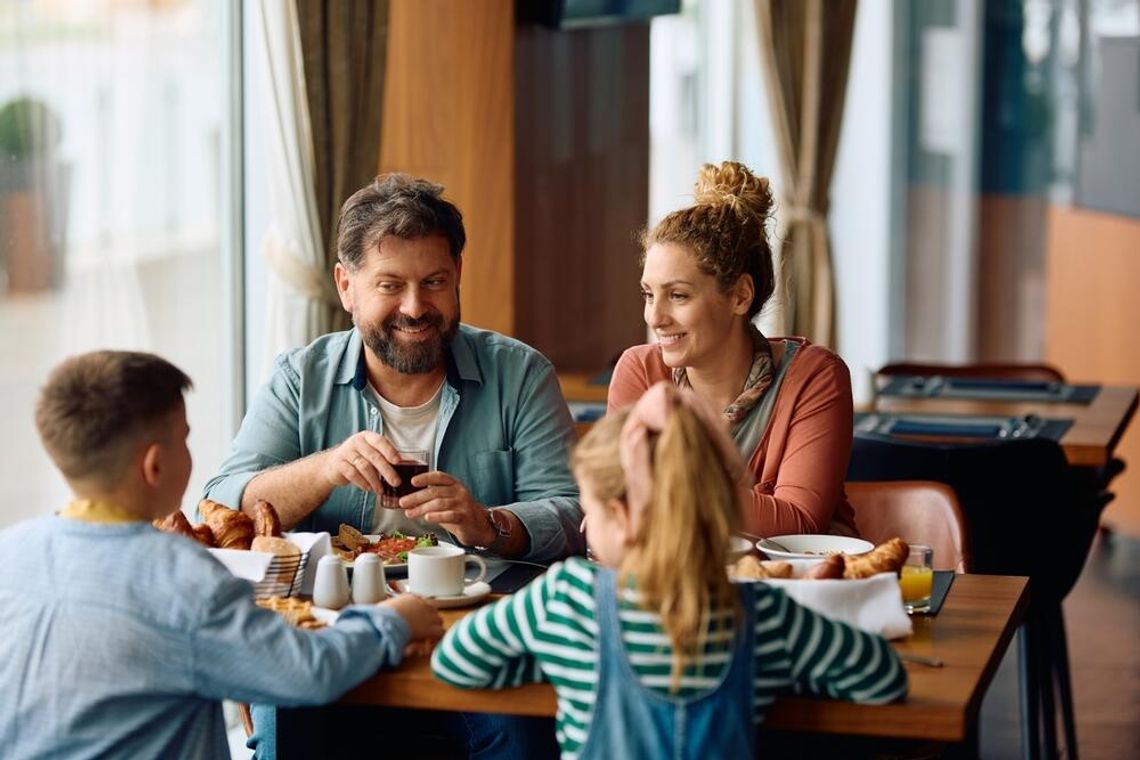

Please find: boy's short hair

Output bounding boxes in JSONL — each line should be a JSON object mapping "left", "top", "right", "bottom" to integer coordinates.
{"left": 35, "top": 351, "right": 193, "bottom": 485}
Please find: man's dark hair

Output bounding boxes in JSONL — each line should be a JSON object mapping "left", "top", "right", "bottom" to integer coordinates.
{"left": 35, "top": 351, "right": 192, "bottom": 484}
{"left": 336, "top": 173, "right": 466, "bottom": 269}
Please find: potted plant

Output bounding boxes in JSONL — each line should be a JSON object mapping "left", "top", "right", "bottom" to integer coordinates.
{"left": 0, "top": 95, "right": 69, "bottom": 293}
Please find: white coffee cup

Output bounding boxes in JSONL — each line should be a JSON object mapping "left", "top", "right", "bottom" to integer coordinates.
{"left": 312, "top": 554, "right": 351, "bottom": 609}
{"left": 351, "top": 553, "right": 388, "bottom": 604}
{"left": 407, "top": 545, "right": 487, "bottom": 598}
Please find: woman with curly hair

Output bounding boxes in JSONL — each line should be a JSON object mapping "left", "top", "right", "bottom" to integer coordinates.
{"left": 607, "top": 160, "right": 858, "bottom": 537}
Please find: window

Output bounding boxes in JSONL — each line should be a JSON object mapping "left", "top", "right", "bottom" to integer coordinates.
{"left": 0, "top": 0, "right": 241, "bottom": 526}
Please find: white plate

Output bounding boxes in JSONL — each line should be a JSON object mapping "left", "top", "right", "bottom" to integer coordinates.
{"left": 729, "top": 535, "right": 753, "bottom": 558}
{"left": 755, "top": 534, "right": 874, "bottom": 560}
{"left": 341, "top": 537, "right": 452, "bottom": 570}
{"left": 311, "top": 606, "right": 340, "bottom": 626}
{"left": 389, "top": 579, "right": 493, "bottom": 609}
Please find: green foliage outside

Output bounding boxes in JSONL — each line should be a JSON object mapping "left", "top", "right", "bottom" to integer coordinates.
{"left": 0, "top": 96, "right": 62, "bottom": 159}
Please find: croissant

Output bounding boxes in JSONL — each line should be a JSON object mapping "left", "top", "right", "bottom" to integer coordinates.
{"left": 843, "top": 537, "right": 909, "bottom": 579}
{"left": 191, "top": 524, "right": 217, "bottom": 548}
{"left": 205, "top": 506, "right": 254, "bottom": 550}
{"left": 153, "top": 510, "right": 195, "bottom": 540}
{"left": 730, "top": 555, "right": 793, "bottom": 580}
{"left": 803, "top": 554, "right": 846, "bottom": 580}
{"left": 198, "top": 499, "right": 228, "bottom": 521}
{"left": 252, "top": 500, "right": 282, "bottom": 538}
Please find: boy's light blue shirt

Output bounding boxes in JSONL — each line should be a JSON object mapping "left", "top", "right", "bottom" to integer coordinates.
{"left": 205, "top": 324, "right": 584, "bottom": 561}
{"left": 0, "top": 516, "right": 411, "bottom": 760}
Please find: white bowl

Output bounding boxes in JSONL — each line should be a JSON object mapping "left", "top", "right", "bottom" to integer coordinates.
{"left": 755, "top": 534, "right": 874, "bottom": 561}
{"left": 729, "top": 535, "right": 753, "bottom": 558}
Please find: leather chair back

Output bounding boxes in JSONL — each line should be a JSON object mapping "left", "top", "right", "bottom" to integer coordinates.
{"left": 847, "top": 434, "right": 1100, "bottom": 605}
{"left": 846, "top": 481, "right": 971, "bottom": 573}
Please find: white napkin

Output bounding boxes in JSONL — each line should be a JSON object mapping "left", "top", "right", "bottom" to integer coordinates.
{"left": 734, "top": 560, "right": 913, "bottom": 640}
{"left": 207, "top": 548, "right": 272, "bottom": 582}
{"left": 285, "top": 531, "right": 332, "bottom": 596}
{"left": 207, "top": 532, "right": 332, "bottom": 596}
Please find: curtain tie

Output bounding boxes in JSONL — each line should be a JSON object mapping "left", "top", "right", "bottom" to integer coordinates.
{"left": 261, "top": 227, "right": 342, "bottom": 307}
{"left": 782, "top": 205, "right": 826, "bottom": 226}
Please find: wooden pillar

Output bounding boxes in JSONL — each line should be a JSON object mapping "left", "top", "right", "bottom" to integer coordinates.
{"left": 380, "top": 0, "right": 648, "bottom": 372}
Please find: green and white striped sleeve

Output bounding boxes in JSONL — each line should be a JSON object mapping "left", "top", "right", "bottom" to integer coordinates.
{"left": 761, "top": 586, "right": 908, "bottom": 706}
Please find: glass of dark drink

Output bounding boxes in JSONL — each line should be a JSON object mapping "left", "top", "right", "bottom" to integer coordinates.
{"left": 381, "top": 449, "right": 431, "bottom": 508}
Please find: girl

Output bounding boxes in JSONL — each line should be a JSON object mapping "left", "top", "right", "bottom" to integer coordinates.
{"left": 609, "top": 160, "right": 857, "bottom": 536}
{"left": 432, "top": 382, "right": 906, "bottom": 759}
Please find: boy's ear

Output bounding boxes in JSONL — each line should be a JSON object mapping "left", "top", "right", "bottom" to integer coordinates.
{"left": 140, "top": 442, "right": 163, "bottom": 488}
{"left": 607, "top": 497, "right": 636, "bottom": 546}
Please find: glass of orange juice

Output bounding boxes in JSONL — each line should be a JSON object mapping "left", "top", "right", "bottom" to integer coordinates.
{"left": 899, "top": 543, "right": 934, "bottom": 614}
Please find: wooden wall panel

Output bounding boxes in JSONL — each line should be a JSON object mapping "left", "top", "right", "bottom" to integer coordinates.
{"left": 1045, "top": 205, "right": 1140, "bottom": 537}
{"left": 380, "top": 0, "right": 515, "bottom": 336}
{"left": 514, "top": 24, "right": 649, "bottom": 371}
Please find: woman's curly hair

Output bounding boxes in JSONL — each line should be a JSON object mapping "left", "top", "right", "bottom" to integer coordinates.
{"left": 642, "top": 161, "right": 775, "bottom": 319}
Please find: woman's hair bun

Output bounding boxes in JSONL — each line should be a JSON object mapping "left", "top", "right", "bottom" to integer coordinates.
{"left": 692, "top": 161, "right": 773, "bottom": 221}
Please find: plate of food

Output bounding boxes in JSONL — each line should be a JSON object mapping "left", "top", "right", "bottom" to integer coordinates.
{"left": 332, "top": 523, "right": 444, "bottom": 569}
{"left": 755, "top": 534, "right": 874, "bottom": 561}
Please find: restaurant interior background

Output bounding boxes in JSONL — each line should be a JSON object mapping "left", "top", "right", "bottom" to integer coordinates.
{"left": 1, "top": 0, "right": 1138, "bottom": 539}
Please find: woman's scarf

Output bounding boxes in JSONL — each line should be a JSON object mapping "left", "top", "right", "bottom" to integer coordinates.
{"left": 672, "top": 324, "right": 774, "bottom": 427}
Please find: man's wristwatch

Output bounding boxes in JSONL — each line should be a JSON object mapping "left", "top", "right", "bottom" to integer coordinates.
{"left": 476, "top": 508, "right": 512, "bottom": 554}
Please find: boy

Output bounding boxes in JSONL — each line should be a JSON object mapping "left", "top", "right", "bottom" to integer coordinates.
{"left": 0, "top": 351, "right": 441, "bottom": 759}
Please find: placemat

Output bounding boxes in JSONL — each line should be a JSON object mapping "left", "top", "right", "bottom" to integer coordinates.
{"left": 489, "top": 562, "right": 548, "bottom": 594}
{"left": 879, "top": 375, "right": 1100, "bottom": 404}
{"left": 890, "top": 419, "right": 1005, "bottom": 437}
{"left": 913, "top": 570, "right": 954, "bottom": 616}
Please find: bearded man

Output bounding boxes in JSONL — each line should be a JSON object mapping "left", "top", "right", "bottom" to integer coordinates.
{"left": 205, "top": 173, "right": 582, "bottom": 561}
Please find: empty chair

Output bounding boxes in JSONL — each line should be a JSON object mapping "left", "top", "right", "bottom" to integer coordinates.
{"left": 848, "top": 434, "right": 1106, "bottom": 760}
{"left": 846, "top": 481, "right": 971, "bottom": 573}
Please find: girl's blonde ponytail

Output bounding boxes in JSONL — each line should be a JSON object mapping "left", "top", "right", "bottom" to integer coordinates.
{"left": 573, "top": 400, "right": 743, "bottom": 692}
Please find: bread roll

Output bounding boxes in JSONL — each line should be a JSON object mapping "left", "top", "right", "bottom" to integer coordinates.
{"left": 252, "top": 500, "right": 282, "bottom": 538}
{"left": 251, "top": 536, "right": 300, "bottom": 558}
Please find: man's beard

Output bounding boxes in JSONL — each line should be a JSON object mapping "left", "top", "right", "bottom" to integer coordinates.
{"left": 358, "top": 309, "right": 459, "bottom": 375}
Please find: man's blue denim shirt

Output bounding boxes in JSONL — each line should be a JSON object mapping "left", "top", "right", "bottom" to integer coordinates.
{"left": 204, "top": 325, "right": 585, "bottom": 562}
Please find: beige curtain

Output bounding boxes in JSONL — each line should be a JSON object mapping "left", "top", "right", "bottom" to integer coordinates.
{"left": 294, "top": 0, "right": 390, "bottom": 332}
{"left": 754, "top": 0, "right": 857, "bottom": 348}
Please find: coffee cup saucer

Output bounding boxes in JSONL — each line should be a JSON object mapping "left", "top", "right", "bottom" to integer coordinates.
{"left": 388, "top": 580, "right": 493, "bottom": 609}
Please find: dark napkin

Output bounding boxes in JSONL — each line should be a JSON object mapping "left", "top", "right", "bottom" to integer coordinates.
{"left": 489, "top": 562, "right": 548, "bottom": 594}
{"left": 912, "top": 570, "right": 954, "bottom": 616}
{"left": 891, "top": 419, "right": 1004, "bottom": 437}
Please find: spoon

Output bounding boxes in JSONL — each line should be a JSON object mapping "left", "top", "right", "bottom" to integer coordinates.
{"left": 898, "top": 652, "right": 944, "bottom": 668}
{"left": 762, "top": 537, "right": 794, "bottom": 553}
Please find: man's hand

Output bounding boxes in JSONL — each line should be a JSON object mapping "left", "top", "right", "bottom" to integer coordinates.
{"left": 398, "top": 470, "right": 498, "bottom": 548}
{"left": 381, "top": 593, "right": 444, "bottom": 643}
{"left": 322, "top": 431, "right": 402, "bottom": 494}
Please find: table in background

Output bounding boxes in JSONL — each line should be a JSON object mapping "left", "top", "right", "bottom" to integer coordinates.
{"left": 864, "top": 384, "right": 1137, "bottom": 467}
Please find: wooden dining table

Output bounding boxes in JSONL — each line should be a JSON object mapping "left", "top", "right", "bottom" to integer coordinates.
{"left": 865, "top": 384, "right": 1138, "bottom": 467}
{"left": 315, "top": 573, "right": 1029, "bottom": 746}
